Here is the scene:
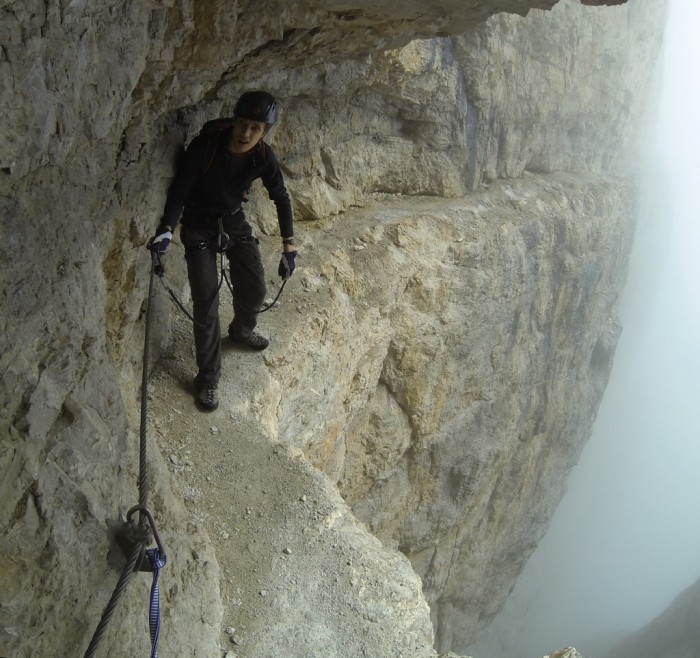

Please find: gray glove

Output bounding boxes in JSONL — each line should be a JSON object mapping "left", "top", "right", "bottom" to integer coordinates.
{"left": 148, "top": 225, "right": 173, "bottom": 255}
{"left": 278, "top": 251, "right": 297, "bottom": 279}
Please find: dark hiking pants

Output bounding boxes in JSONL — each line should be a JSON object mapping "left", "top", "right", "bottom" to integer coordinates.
{"left": 182, "top": 224, "right": 266, "bottom": 387}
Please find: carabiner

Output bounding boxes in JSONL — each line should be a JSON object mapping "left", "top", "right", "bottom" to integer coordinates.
{"left": 127, "top": 505, "right": 167, "bottom": 558}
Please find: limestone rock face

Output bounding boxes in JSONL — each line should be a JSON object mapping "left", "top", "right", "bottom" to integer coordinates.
{"left": 288, "top": 174, "right": 633, "bottom": 651}
{"left": 0, "top": 0, "right": 666, "bottom": 656}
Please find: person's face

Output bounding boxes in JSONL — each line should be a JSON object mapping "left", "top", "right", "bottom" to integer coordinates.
{"left": 229, "top": 117, "right": 267, "bottom": 153}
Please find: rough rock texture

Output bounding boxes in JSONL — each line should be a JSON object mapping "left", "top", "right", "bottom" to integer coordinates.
{"left": 546, "top": 650, "right": 587, "bottom": 658}
{"left": 605, "top": 578, "right": 700, "bottom": 658}
{"left": 544, "top": 647, "right": 583, "bottom": 658}
{"left": 329, "top": 177, "right": 633, "bottom": 651}
{"left": 147, "top": 316, "right": 453, "bottom": 658}
{"left": 0, "top": 0, "right": 666, "bottom": 656}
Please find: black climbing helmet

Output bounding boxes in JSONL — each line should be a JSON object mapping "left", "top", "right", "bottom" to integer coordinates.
{"left": 233, "top": 91, "right": 278, "bottom": 124}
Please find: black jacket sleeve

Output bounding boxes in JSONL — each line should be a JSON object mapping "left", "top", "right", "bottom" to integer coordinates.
{"left": 261, "top": 146, "right": 294, "bottom": 238}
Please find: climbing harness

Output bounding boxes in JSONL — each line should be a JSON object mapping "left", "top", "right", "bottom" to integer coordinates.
{"left": 83, "top": 251, "right": 167, "bottom": 658}
{"left": 153, "top": 218, "right": 290, "bottom": 324}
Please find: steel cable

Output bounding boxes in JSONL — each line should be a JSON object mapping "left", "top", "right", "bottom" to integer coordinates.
{"left": 83, "top": 252, "right": 158, "bottom": 657}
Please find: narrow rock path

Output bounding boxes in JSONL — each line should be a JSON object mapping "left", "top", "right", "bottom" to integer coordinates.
{"left": 146, "top": 203, "right": 442, "bottom": 657}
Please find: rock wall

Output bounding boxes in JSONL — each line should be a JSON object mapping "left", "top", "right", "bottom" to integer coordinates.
{"left": 0, "top": 0, "right": 665, "bottom": 656}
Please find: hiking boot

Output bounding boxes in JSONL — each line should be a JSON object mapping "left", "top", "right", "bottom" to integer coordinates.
{"left": 196, "top": 382, "right": 219, "bottom": 411}
{"left": 228, "top": 330, "right": 269, "bottom": 351}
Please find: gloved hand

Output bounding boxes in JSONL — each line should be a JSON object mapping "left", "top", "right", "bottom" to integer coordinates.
{"left": 278, "top": 251, "right": 297, "bottom": 279}
{"left": 148, "top": 225, "right": 173, "bottom": 255}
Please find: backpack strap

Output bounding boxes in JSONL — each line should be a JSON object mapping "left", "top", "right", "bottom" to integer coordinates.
{"left": 200, "top": 118, "right": 235, "bottom": 177}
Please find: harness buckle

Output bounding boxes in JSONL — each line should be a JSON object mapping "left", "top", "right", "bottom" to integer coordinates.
{"left": 217, "top": 216, "right": 230, "bottom": 252}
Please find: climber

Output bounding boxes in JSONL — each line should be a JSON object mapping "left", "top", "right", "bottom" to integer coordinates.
{"left": 149, "top": 90, "right": 297, "bottom": 412}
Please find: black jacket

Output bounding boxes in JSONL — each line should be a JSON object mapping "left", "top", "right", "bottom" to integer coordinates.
{"left": 161, "top": 128, "right": 293, "bottom": 237}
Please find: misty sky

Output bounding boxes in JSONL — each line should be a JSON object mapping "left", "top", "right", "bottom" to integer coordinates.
{"left": 470, "top": 0, "right": 700, "bottom": 655}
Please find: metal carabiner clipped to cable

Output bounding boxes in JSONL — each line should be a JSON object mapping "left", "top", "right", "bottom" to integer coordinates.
{"left": 126, "top": 505, "right": 167, "bottom": 558}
